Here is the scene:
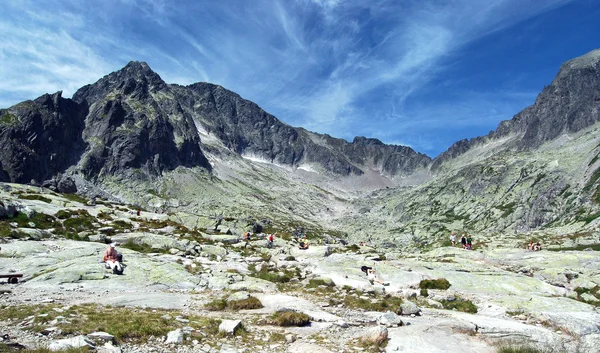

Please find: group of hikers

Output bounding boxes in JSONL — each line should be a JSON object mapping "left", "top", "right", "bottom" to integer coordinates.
{"left": 450, "top": 231, "right": 473, "bottom": 250}
{"left": 528, "top": 241, "right": 542, "bottom": 251}
{"left": 243, "top": 231, "right": 280, "bottom": 249}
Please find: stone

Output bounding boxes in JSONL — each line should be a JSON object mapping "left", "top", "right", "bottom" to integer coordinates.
{"left": 48, "top": 335, "right": 96, "bottom": 351}
{"left": 227, "top": 291, "right": 250, "bottom": 302}
{"left": 165, "top": 328, "right": 184, "bottom": 344}
{"left": 400, "top": 301, "right": 421, "bottom": 316}
{"left": 97, "top": 342, "right": 122, "bottom": 353}
{"left": 57, "top": 176, "right": 77, "bottom": 193}
{"left": 285, "top": 334, "right": 296, "bottom": 343}
{"left": 377, "top": 311, "right": 403, "bottom": 327}
{"left": 219, "top": 319, "right": 242, "bottom": 335}
{"left": 87, "top": 331, "right": 115, "bottom": 343}
{"left": 360, "top": 325, "right": 388, "bottom": 346}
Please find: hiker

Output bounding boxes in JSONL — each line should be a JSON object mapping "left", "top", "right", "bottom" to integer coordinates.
{"left": 103, "top": 243, "right": 123, "bottom": 274}
{"left": 298, "top": 235, "right": 309, "bottom": 250}
{"left": 466, "top": 235, "right": 473, "bottom": 250}
{"left": 367, "top": 269, "right": 386, "bottom": 285}
{"left": 361, "top": 265, "right": 373, "bottom": 275}
{"left": 267, "top": 233, "right": 274, "bottom": 248}
{"left": 450, "top": 232, "right": 457, "bottom": 246}
{"left": 534, "top": 242, "right": 542, "bottom": 251}
{"left": 460, "top": 235, "right": 467, "bottom": 249}
{"left": 244, "top": 231, "right": 252, "bottom": 248}
{"left": 528, "top": 241, "right": 534, "bottom": 250}
{"left": 136, "top": 209, "right": 141, "bottom": 216}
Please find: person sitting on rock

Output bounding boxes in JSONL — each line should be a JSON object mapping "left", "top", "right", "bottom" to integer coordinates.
{"left": 534, "top": 242, "right": 542, "bottom": 251}
{"left": 103, "top": 243, "right": 123, "bottom": 274}
{"left": 298, "top": 235, "right": 309, "bottom": 250}
{"left": 367, "top": 269, "right": 387, "bottom": 285}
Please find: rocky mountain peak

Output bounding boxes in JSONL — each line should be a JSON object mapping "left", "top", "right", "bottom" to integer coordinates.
{"left": 556, "top": 48, "right": 600, "bottom": 79}
{"left": 73, "top": 60, "right": 166, "bottom": 104}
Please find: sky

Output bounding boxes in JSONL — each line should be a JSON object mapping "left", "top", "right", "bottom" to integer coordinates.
{"left": 1, "top": 0, "right": 599, "bottom": 157}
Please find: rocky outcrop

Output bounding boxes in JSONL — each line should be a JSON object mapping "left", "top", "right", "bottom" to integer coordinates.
{"left": 0, "top": 92, "right": 88, "bottom": 184}
{"left": 432, "top": 49, "right": 600, "bottom": 171}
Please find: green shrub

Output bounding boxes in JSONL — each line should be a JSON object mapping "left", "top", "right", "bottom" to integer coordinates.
{"left": 205, "top": 298, "right": 227, "bottom": 311}
{"left": 440, "top": 298, "right": 477, "bottom": 313}
{"left": 205, "top": 296, "right": 263, "bottom": 311}
{"left": 419, "top": 278, "right": 451, "bottom": 290}
{"left": 227, "top": 296, "right": 263, "bottom": 310}
{"left": 270, "top": 311, "right": 311, "bottom": 327}
{"left": 420, "top": 288, "right": 429, "bottom": 297}
{"left": 343, "top": 294, "right": 403, "bottom": 313}
{"left": 55, "top": 210, "right": 72, "bottom": 219}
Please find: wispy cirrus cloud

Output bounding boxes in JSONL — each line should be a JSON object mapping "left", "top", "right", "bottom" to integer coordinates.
{"left": 0, "top": 0, "right": 582, "bottom": 156}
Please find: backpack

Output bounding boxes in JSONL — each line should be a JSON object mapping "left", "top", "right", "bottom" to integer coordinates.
{"left": 361, "top": 266, "right": 372, "bottom": 275}
{"left": 269, "top": 235, "right": 274, "bottom": 242}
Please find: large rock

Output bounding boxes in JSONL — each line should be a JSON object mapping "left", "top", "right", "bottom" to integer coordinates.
{"left": 165, "top": 329, "right": 184, "bottom": 344}
{"left": 360, "top": 325, "right": 388, "bottom": 346}
{"left": 218, "top": 319, "right": 242, "bottom": 335}
{"left": 400, "top": 301, "right": 421, "bottom": 316}
{"left": 48, "top": 335, "right": 95, "bottom": 351}
{"left": 377, "top": 311, "right": 403, "bottom": 327}
{"left": 57, "top": 176, "right": 77, "bottom": 193}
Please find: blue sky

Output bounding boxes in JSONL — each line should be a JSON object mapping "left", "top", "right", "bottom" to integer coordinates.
{"left": 1, "top": 0, "right": 599, "bottom": 157}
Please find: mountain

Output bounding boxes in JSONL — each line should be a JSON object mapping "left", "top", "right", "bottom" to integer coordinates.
{"left": 1, "top": 50, "right": 600, "bottom": 248}
{"left": 0, "top": 61, "right": 430, "bottom": 189}
{"left": 341, "top": 49, "right": 600, "bottom": 247}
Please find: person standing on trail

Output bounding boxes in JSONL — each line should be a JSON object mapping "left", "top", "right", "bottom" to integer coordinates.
{"left": 450, "top": 232, "right": 457, "bottom": 246}
{"left": 460, "top": 234, "right": 467, "bottom": 249}
{"left": 466, "top": 235, "right": 473, "bottom": 250}
{"left": 244, "top": 231, "right": 252, "bottom": 248}
{"left": 267, "top": 233, "right": 274, "bottom": 248}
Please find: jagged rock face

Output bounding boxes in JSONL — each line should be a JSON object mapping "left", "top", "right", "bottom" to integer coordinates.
{"left": 0, "top": 92, "right": 87, "bottom": 183}
{"left": 73, "top": 62, "right": 210, "bottom": 179}
{"left": 432, "top": 49, "right": 600, "bottom": 171}
{"left": 183, "top": 83, "right": 430, "bottom": 176}
{"left": 0, "top": 61, "right": 432, "bottom": 183}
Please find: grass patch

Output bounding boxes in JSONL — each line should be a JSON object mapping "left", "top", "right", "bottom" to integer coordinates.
{"left": 0, "top": 304, "right": 217, "bottom": 343}
{"left": 228, "top": 296, "right": 263, "bottom": 310}
{"left": 419, "top": 278, "right": 451, "bottom": 290}
{"left": 269, "top": 311, "right": 311, "bottom": 327}
{"left": 495, "top": 342, "right": 555, "bottom": 353}
{"left": 343, "top": 294, "right": 403, "bottom": 314}
{"left": 18, "top": 194, "right": 52, "bottom": 203}
{"left": 440, "top": 298, "right": 477, "bottom": 313}
{"left": 62, "top": 193, "right": 88, "bottom": 204}
{"left": 0, "top": 112, "right": 17, "bottom": 125}
{"left": 205, "top": 298, "right": 227, "bottom": 311}
{"left": 0, "top": 345, "right": 90, "bottom": 353}
{"left": 205, "top": 296, "right": 264, "bottom": 311}
{"left": 55, "top": 210, "right": 72, "bottom": 219}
